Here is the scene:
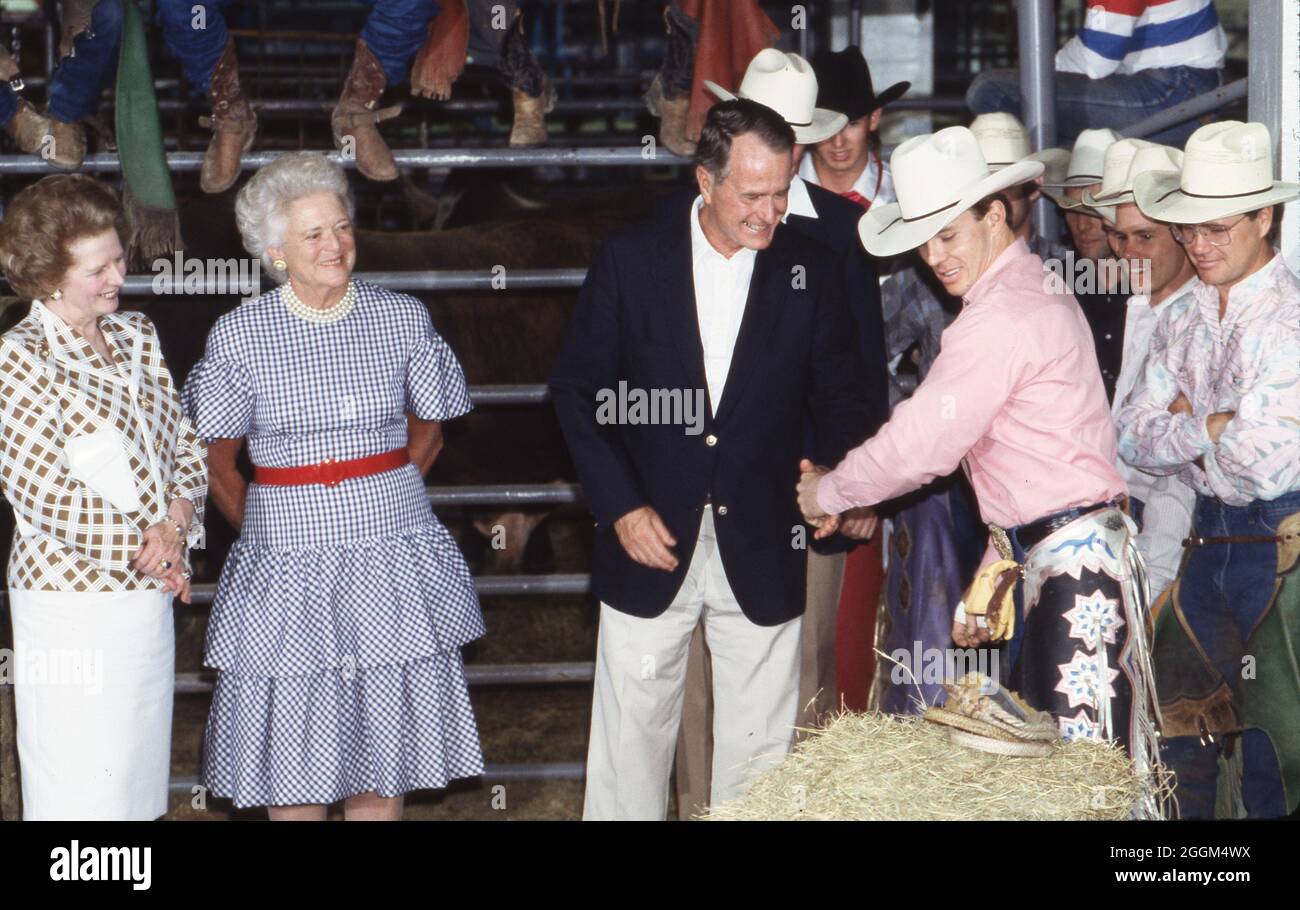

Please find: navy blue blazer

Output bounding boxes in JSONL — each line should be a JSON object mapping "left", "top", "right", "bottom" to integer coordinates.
{"left": 786, "top": 178, "right": 890, "bottom": 433}
{"left": 786, "top": 178, "right": 891, "bottom": 555}
{"left": 549, "top": 193, "right": 874, "bottom": 625}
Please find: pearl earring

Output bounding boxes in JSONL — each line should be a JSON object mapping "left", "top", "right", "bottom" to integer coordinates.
{"left": 273, "top": 259, "right": 286, "bottom": 271}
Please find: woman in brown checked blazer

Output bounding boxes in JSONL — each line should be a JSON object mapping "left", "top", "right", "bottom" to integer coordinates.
{"left": 0, "top": 175, "right": 207, "bottom": 820}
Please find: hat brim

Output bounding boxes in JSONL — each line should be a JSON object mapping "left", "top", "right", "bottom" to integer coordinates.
{"left": 1024, "top": 148, "right": 1071, "bottom": 184}
{"left": 1041, "top": 183, "right": 1106, "bottom": 214}
{"left": 1043, "top": 175, "right": 1106, "bottom": 188}
{"left": 1082, "top": 187, "right": 1130, "bottom": 223}
{"left": 795, "top": 108, "right": 849, "bottom": 144}
{"left": 870, "top": 81, "right": 911, "bottom": 112}
{"left": 858, "top": 159, "right": 1045, "bottom": 258}
{"left": 702, "top": 81, "right": 847, "bottom": 144}
{"left": 1132, "top": 170, "right": 1300, "bottom": 224}
{"left": 825, "top": 81, "right": 913, "bottom": 122}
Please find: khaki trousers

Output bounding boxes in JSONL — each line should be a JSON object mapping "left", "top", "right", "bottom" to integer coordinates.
{"left": 673, "top": 547, "right": 844, "bottom": 819}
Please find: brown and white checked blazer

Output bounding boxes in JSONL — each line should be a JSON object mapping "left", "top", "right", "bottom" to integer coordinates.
{"left": 0, "top": 302, "right": 207, "bottom": 592}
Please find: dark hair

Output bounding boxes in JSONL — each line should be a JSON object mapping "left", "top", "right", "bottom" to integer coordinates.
{"left": 0, "top": 175, "right": 125, "bottom": 300}
{"left": 971, "top": 191, "right": 1013, "bottom": 223}
{"left": 1246, "top": 203, "right": 1284, "bottom": 247}
{"left": 695, "top": 99, "right": 795, "bottom": 182}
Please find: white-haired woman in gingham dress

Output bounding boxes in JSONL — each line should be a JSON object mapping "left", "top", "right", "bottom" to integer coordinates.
{"left": 181, "top": 152, "right": 484, "bottom": 820}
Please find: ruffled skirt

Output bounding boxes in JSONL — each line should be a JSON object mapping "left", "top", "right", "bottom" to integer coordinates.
{"left": 200, "top": 506, "right": 486, "bottom": 808}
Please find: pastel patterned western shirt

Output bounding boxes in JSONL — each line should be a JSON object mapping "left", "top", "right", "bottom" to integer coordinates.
{"left": 1116, "top": 255, "right": 1300, "bottom": 506}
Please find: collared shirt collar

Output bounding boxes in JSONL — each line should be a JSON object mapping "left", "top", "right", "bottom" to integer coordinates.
{"left": 30, "top": 299, "right": 134, "bottom": 381}
{"left": 690, "top": 195, "right": 757, "bottom": 267}
{"left": 798, "top": 149, "right": 884, "bottom": 199}
{"left": 1192, "top": 252, "right": 1285, "bottom": 328}
{"left": 1129, "top": 273, "right": 1201, "bottom": 313}
{"left": 963, "top": 237, "right": 1032, "bottom": 306}
{"left": 782, "top": 174, "right": 818, "bottom": 222}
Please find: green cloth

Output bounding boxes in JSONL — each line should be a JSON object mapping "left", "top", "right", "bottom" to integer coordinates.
{"left": 115, "top": 0, "right": 180, "bottom": 261}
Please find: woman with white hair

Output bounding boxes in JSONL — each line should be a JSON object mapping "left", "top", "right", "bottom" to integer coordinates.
{"left": 181, "top": 152, "right": 484, "bottom": 820}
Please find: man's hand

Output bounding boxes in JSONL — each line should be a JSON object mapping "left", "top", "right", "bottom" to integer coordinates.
{"left": 613, "top": 506, "right": 679, "bottom": 572}
{"left": 796, "top": 459, "right": 840, "bottom": 539}
{"left": 1168, "top": 392, "right": 1193, "bottom": 417}
{"left": 840, "top": 506, "right": 878, "bottom": 541}
{"left": 952, "top": 614, "right": 991, "bottom": 648}
{"left": 1206, "top": 411, "right": 1235, "bottom": 444}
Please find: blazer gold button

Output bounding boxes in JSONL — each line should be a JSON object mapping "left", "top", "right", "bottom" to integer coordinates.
{"left": 705, "top": 434, "right": 717, "bottom": 446}
{"left": 717, "top": 505, "right": 728, "bottom": 516}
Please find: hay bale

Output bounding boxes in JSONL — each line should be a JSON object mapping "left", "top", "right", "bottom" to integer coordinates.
{"left": 706, "top": 712, "right": 1151, "bottom": 821}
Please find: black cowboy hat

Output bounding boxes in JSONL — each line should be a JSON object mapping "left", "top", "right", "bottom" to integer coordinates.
{"left": 810, "top": 47, "right": 910, "bottom": 123}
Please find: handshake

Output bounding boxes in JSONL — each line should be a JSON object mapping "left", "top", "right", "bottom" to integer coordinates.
{"left": 796, "top": 458, "right": 877, "bottom": 541}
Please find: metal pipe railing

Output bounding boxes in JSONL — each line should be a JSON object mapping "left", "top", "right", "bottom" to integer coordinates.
{"left": 109, "top": 269, "right": 587, "bottom": 296}
{"left": 1121, "top": 78, "right": 1247, "bottom": 140}
{"left": 141, "top": 98, "right": 649, "bottom": 116}
{"left": 468, "top": 384, "right": 552, "bottom": 407}
{"left": 0, "top": 147, "right": 693, "bottom": 174}
{"left": 426, "top": 483, "right": 580, "bottom": 507}
{"left": 0, "top": 572, "right": 590, "bottom": 610}
{"left": 166, "top": 761, "right": 586, "bottom": 794}
{"left": 1019, "top": 0, "right": 1059, "bottom": 248}
{"left": 170, "top": 662, "right": 593, "bottom": 695}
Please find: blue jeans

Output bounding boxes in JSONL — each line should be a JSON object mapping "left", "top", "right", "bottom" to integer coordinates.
{"left": 0, "top": 0, "right": 122, "bottom": 127}
{"left": 1158, "top": 491, "right": 1299, "bottom": 819}
{"left": 966, "top": 65, "right": 1223, "bottom": 148}
{"left": 359, "top": 0, "right": 441, "bottom": 86}
{"left": 156, "top": 0, "right": 438, "bottom": 93}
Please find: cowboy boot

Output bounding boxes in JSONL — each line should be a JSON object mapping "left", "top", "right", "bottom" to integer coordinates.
{"left": 509, "top": 77, "right": 554, "bottom": 147}
{"left": 4, "top": 98, "right": 53, "bottom": 155}
{"left": 645, "top": 73, "right": 695, "bottom": 157}
{"left": 499, "top": 10, "right": 553, "bottom": 147}
{"left": 45, "top": 117, "right": 86, "bottom": 169}
{"left": 198, "top": 38, "right": 257, "bottom": 194}
{"left": 331, "top": 38, "right": 402, "bottom": 182}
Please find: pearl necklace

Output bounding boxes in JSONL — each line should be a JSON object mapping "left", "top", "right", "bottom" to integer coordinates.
{"left": 281, "top": 280, "right": 357, "bottom": 324}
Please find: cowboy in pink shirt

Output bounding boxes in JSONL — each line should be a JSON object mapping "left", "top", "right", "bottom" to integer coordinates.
{"left": 797, "top": 127, "right": 1161, "bottom": 793}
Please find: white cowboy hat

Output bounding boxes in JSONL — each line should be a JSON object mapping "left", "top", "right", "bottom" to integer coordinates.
{"left": 1133, "top": 121, "right": 1300, "bottom": 224}
{"left": 1040, "top": 128, "right": 1121, "bottom": 211}
{"left": 1083, "top": 139, "right": 1182, "bottom": 224}
{"left": 858, "top": 126, "right": 1044, "bottom": 257}
{"left": 704, "top": 49, "right": 846, "bottom": 145}
{"left": 969, "top": 112, "right": 1069, "bottom": 181}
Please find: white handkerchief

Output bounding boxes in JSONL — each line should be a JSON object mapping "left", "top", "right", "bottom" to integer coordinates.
{"left": 64, "top": 426, "right": 143, "bottom": 514}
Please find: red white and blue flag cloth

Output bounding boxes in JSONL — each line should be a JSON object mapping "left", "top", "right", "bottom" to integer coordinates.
{"left": 1056, "top": 0, "right": 1228, "bottom": 78}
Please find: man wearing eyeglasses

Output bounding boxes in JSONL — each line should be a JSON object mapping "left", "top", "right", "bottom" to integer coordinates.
{"left": 1084, "top": 139, "right": 1200, "bottom": 608}
{"left": 1116, "top": 121, "right": 1300, "bottom": 819}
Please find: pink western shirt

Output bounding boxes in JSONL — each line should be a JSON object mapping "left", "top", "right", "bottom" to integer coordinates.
{"left": 816, "top": 238, "right": 1127, "bottom": 566}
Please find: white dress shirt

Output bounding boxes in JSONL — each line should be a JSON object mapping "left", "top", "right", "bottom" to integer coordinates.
{"left": 690, "top": 196, "right": 757, "bottom": 414}
{"left": 1112, "top": 275, "right": 1200, "bottom": 600}
{"left": 783, "top": 173, "right": 818, "bottom": 221}
{"left": 799, "top": 149, "right": 896, "bottom": 208}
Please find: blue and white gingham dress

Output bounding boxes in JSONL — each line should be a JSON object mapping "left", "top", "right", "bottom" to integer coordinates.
{"left": 181, "top": 280, "right": 486, "bottom": 808}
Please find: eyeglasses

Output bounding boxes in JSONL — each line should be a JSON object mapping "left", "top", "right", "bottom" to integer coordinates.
{"left": 1171, "top": 215, "right": 1248, "bottom": 247}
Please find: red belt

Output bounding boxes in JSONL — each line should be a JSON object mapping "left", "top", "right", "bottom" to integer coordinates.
{"left": 253, "top": 449, "right": 410, "bottom": 487}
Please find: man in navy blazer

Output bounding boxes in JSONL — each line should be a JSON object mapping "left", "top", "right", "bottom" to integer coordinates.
{"left": 673, "top": 55, "right": 894, "bottom": 818}
{"left": 550, "top": 100, "right": 873, "bottom": 819}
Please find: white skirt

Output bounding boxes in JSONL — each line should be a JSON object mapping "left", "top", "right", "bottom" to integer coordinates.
{"left": 8, "top": 588, "right": 174, "bottom": 821}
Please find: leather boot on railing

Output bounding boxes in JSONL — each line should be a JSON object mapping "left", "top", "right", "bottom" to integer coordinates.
{"left": 198, "top": 38, "right": 257, "bottom": 194}
{"left": 331, "top": 38, "right": 402, "bottom": 182}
